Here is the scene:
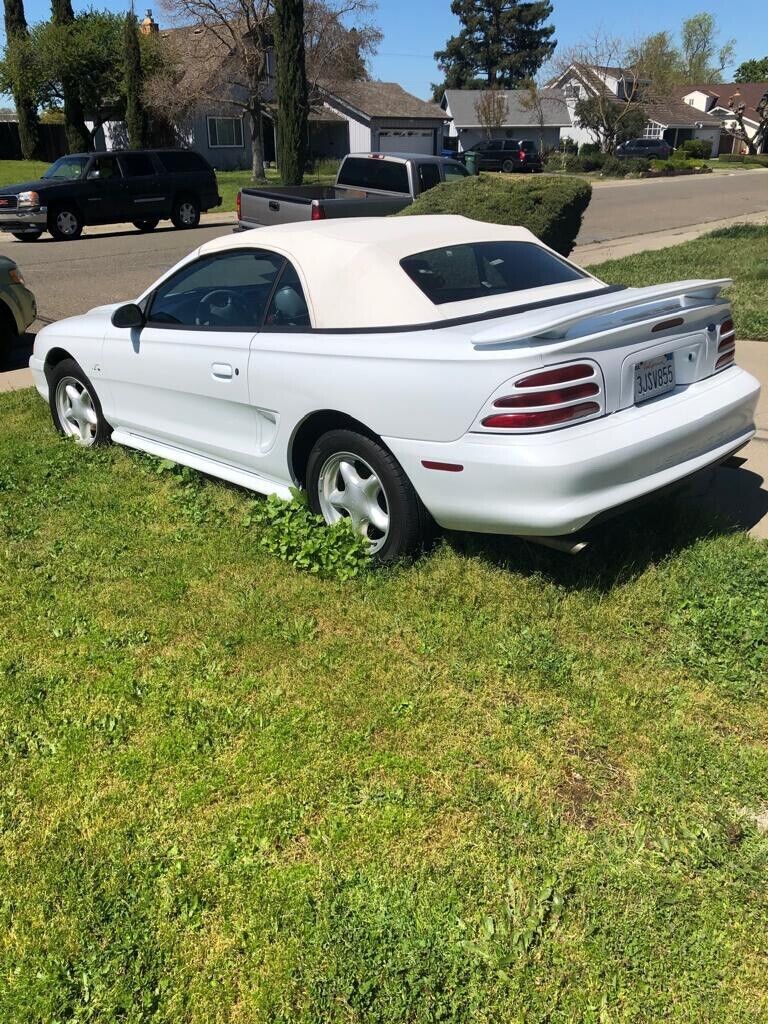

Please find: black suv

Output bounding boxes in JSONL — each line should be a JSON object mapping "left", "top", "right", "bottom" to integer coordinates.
{"left": 461, "top": 139, "right": 542, "bottom": 172}
{"left": 0, "top": 149, "right": 221, "bottom": 242}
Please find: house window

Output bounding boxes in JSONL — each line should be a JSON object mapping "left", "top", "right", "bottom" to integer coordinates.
{"left": 643, "top": 123, "right": 663, "bottom": 139}
{"left": 563, "top": 84, "right": 581, "bottom": 99}
{"left": 207, "top": 116, "right": 244, "bottom": 148}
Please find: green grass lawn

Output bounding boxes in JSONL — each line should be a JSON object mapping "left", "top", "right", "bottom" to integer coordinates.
{"left": 592, "top": 223, "right": 768, "bottom": 340}
{"left": 1, "top": 388, "right": 768, "bottom": 1022}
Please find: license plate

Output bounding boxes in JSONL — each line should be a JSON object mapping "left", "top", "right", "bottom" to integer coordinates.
{"left": 634, "top": 353, "right": 675, "bottom": 404}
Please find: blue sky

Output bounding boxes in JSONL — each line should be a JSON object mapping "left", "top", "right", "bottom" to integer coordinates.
{"left": 367, "top": 0, "right": 767, "bottom": 97}
{"left": 4, "top": 0, "right": 767, "bottom": 102}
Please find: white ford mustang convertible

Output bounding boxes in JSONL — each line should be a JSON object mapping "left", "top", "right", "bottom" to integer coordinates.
{"left": 31, "top": 215, "right": 760, "bottom": 560}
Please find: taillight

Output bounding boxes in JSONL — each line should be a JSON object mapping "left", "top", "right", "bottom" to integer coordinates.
{"left": 236, "top": 190, "right": 241, "bottom": 220}
{"left": 518, "top": 149, "right": 526, "bottom": 161}
{"left": 478, "top": 361, "right": 604, "bottom": 433}
{"left": 715, "top": 317, "right": 735, "bottom": 371}
{"left": 310, "top": 201, "right": 326, "bottom": 221}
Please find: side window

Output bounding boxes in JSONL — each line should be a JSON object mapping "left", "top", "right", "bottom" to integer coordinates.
{"left": 120, "top": 153, "right": 156, "bottom": 177}
{"left": 417, "top": 162, "right": 441, "bottom": 192}
{"left": 264, "top": 261, "right": 311, "bottom": 328}
{"left": 147, "top": 250, "right": 286, "bottom": 329}
{"left": 503, "top": 140, "right": 518, "bottom": 151}
{"left": 87, "top": 156, "right": 122, "bottom": 180}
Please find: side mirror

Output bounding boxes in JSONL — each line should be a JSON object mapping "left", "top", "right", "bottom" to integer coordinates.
{"left": 111, "top": 303, "right": 144, "bottom": 329}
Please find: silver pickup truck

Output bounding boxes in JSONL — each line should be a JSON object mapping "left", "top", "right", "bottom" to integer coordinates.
{"left": 235, "top": 152, "right": 470, "bottom": 229}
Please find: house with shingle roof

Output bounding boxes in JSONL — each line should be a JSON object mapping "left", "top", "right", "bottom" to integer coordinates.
{"left": 674, "top": 83, "right": 767, "bottom": 153}
{"left": 130, "top": 11, "right": 447, "bottom": 169}
{"left": 548, "top": 62, "right": 722, "bottom": 154}
{"left": 439, "top": 88, "right": 571, "bottom": 152}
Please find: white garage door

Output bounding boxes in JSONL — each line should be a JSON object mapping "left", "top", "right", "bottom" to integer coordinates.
{"left": 377, "top": 129, "right": 435, "bottom": 155}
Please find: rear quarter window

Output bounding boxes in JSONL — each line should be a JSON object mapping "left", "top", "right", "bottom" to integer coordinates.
{"left": 157, "top": 150, "right": 209, "bottom": 173}
{"left": 400, "top": 241, "right": 586, "bottom": 305}
{"left": 337, "top": 157, "right": 410, "bottom": 194}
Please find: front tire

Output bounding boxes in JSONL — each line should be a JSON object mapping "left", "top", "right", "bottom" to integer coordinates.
{"left": 307, "top": 429, "right": 428, "bottom": 562}
{"left": 133, "top": 218, "right": 160, "bottom": 232}
{"left": 48, "top": 206, "right": 83, "bottom": 241}
{"left": 49, "top": 358, "right": 111, "bottom": 447}
{"left": 171, "top": 195, "right": 200, "bottom": 229}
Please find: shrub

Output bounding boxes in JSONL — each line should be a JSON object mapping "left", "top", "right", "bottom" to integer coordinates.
{"left": 718, "top": 152, "right": 768, "bottom": 167}
{"left": 681, "top": 139, "right": 712, "bottom": 159}
{"left": 580, "top": 142, "right": 601, "bottom": 155}
{"left": 559, "top": 135, "right": 578, "bottom": 154}
{"left": 398, "top": 174, "right": 592, "bottom": 256}
{"left": 246, "top": 491, "right": 371, "bottom": 579}
{"left": 601, "top": 156, "right": 649, "bottom": 177}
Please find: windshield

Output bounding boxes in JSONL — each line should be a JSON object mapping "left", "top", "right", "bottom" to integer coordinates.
{"left": 42, "top": 156, "right": 90, "bottom": 181}
{"left": 401, "top": 241, "right": 586, "bottom": 305}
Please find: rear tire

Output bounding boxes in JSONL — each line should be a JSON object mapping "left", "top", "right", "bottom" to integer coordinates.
{"left": 48, "top": 358, "right": 111, "bottom": 447}
{"left": 48, "top": 206, "right": 83, "bottom": 241}
{"left": 171, "top": 195, "right": 200, "bottom": 229}
{"left": 133, "top": 218, "right": 160, "bottom": 232}
{"left": 12, "top": 230, "right": 43, "bottom": 242}
{"left": 307, "top": 429, "right": 428, "bottom": 562}
{"left": 501, "top": 158, "right": 515, "bottom": 173}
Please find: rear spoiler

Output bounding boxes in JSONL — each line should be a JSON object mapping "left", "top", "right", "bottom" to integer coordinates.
{"left": 471, "top": 279, "right": 732, "bottom": 348}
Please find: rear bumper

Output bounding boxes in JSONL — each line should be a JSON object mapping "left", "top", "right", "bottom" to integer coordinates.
{"left": 385, "top": 366, "right": 760, "bottom": 536}
{"left": 0, "top": 208, "right": 47, "bottom": 232}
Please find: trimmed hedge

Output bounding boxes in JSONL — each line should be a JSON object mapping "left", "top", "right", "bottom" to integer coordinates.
{"left": 397, "top": 174, "right": 592, "bottom": 256}
{"left": 718, "top": 153, "right": 768, "bottom": 167}
{"left": 681, "top": 139, "right": 712, "bottom": 158}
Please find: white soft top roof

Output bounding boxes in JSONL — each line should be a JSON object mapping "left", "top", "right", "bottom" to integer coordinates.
{"left": 198, "top": 215, "right": 596, "bottom": 329}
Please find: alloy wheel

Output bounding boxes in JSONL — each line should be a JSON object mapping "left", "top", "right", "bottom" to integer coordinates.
{"left": 55, "top": 376, "right": 98, "bottom": 446}
{"left": 56, "top": 210, "right": 79, "bottom": 237}
{"left": 317, "top": 451, "right": 390, "bottom": 553}
{"left": 178, "top": 201, "right": 197, "bottom": 226}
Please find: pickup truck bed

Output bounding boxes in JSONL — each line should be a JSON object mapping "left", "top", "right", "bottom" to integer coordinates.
{"left": 236, "top": 153, "right": 471, "bottom": 230}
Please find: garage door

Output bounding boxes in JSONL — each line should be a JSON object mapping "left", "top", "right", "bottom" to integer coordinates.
{"left": 377, "top": 129, "right": 435, "bottom": 155}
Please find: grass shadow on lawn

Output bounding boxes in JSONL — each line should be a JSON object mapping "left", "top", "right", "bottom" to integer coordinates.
{"left": 443, "top": 468, "right": 763, "bottom": 593}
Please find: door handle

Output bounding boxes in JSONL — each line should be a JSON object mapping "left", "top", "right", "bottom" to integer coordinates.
{"left": 268, "top": 200, "right": 280, "bottom": 211}
{"left": 212, "top": 363, "right": 234, "bottom": 380}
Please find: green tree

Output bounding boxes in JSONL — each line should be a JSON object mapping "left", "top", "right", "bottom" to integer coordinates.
{"left": 51, "top": 0, "right": 89, "bottom": 151}
{"left": 624, "top": 30, "right": 683, "bottom": 101}
{"left": 124, "top": 12, "right": 148, "bottom": 148}
{"left": 679, "top": 13, "right": 734, "bottom": 83}
{"left": 734, "top": 57, "right": 768, "bottom": 83}
{"left": 574, "top": 95, "right": 647, "bottom": 153}
{"left": 275, "top": 0, "right": 308, "bottom": 185}
{"left": 432, "top": 0, "right": 556, "bottom": 98}
{"left": 2, "top": 0, "right": 39, "bottom": 157}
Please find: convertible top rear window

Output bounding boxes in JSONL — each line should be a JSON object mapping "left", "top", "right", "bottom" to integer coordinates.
{"left": 400, "top": 241, "right": 586, "bottom": 305}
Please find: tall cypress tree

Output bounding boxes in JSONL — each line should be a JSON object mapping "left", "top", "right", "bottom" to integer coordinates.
{"left": 3, "top": 0, "right": 39, "bottom": 158}
{"left": 274, "top": 0, "right": 308, "bottom": 186}
{"left": 51, "top": 0, "right": 89, "bottom": 152}
{"left": 433, "top": 0, "right": 556, "bottom": 95}
{"left": 124, "top": 13, "right": 148, "bottom": 148}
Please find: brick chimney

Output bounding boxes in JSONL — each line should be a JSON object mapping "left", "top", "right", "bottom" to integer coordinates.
{"left": 140, "top": 9, "right": 158, "bottom": 34}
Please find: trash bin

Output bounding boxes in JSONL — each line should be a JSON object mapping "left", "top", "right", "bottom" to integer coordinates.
{"left": 464, "top": 151, "right": 478, "bottom": 175}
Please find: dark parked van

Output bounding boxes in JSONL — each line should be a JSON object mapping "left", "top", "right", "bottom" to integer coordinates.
{"left": 0, "top": 149, "right": 221, "bottom": 242}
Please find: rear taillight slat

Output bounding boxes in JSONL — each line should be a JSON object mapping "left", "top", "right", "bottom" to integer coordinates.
{"left": 493, "top": 382, "right": 599, "bottom": 408}
{"left": 716, "top": 318, "right": 736, "bottom": 372}
{"left": 482, "top": 402, "right": 601, "bottom": 430}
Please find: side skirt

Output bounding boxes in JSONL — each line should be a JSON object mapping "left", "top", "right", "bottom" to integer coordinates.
{"left": 111, "top": 429, "right": 293, "bottom": 500}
